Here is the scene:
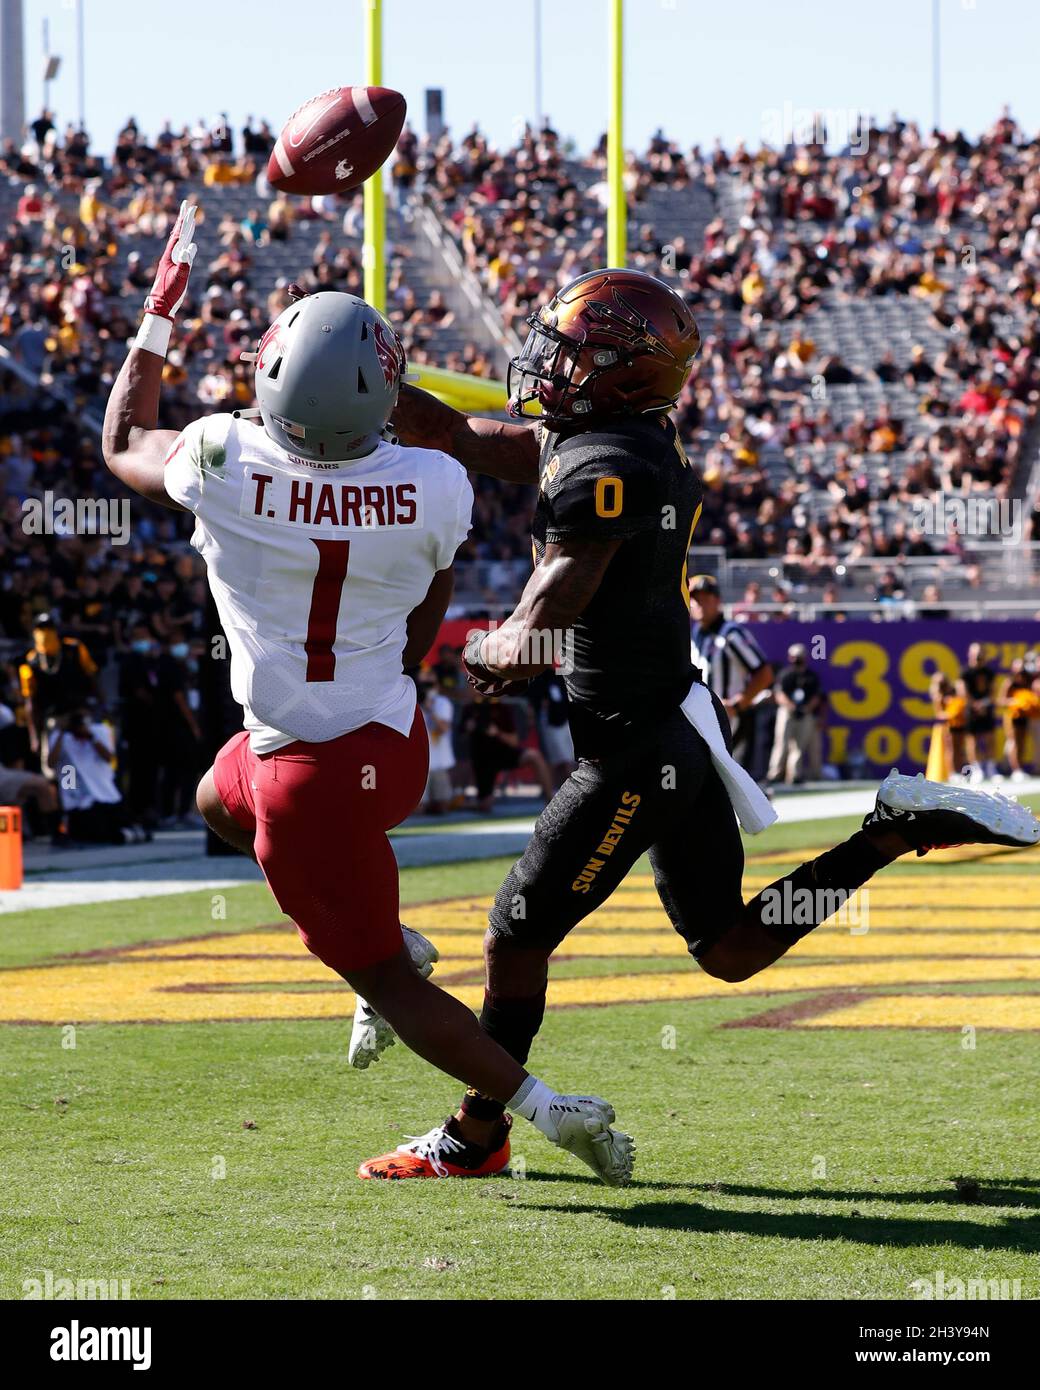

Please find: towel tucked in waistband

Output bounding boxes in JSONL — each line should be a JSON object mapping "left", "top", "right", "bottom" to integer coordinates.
{"left": 679, "top": 680, "right": 777, "bottom": 834}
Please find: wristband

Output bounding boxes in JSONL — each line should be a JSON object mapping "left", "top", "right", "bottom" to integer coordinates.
{"left": 134, "top": 314, "right": 173, "bottom": 358}
{"left": 463, "top": 628, "right": 492, "bottom": 676}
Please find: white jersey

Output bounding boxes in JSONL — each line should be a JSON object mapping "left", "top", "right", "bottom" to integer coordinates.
{"left": 164, "top": 414, "right": 473, "bottom": 752}
{"left": 57, "top": 723, "right": 121, "bottom": 811}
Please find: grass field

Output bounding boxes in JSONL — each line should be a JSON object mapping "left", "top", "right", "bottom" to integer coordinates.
{"left": 3, "top": 800, "right": 1039, "bottom": 1301}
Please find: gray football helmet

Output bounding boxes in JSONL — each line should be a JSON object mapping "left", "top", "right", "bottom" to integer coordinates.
{"left": 252, "top": 291, "right": 406, "bottom": 461}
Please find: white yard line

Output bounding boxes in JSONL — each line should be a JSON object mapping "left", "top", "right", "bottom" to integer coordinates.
{"left": 4, "top": 779, "right": 1036, "bottom": 913}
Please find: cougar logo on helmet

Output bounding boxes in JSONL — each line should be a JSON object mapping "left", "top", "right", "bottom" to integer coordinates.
{"left": 256, "top": 322, "right": 282, "bottom": 372}
{"left": 372, "top": 320, "right": 405, "bottom": 388}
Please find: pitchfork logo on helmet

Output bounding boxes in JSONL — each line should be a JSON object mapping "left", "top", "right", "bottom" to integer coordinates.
{"left": 507, "top": 267, "right": 701, "bottom": 427}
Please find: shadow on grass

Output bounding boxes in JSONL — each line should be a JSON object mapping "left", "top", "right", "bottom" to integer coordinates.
{"left": 515, "top": 1197, "right": 1040, "bottom": 1254}
{"left": 507, "top": 1171, "right": 704, "bottom": 1191}
{"left": 507, "top": 1174, "right": 1040, "bottom": 1208}
{"left": 687, "top": 1180, "right": 1040, "bottom": 1210}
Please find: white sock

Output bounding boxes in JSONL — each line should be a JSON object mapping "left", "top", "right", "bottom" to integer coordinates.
{"left": 507, "top": 1075, "right": 558, "bottom": 1138}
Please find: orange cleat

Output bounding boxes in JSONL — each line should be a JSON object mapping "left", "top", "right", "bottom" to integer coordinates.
{"left": 358, "top": 1117, "right": 511, "bottom": 1179}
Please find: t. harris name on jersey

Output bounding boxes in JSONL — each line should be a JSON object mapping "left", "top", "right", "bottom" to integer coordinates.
{"left": 240, "top": 469, "right": 424, "bottom": 532}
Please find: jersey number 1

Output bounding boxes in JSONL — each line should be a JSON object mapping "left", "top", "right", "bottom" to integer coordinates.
{"left": 305, "top": 539, "right": 350, "bottom": 682}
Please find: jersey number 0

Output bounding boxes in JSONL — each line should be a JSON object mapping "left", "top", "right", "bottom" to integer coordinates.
{"left": 594, "top": 476, "right": 623, "bottom": 517}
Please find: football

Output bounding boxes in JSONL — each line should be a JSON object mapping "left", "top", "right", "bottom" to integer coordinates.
{"left": 267, "top": 85, "right": 407, "bottom": 195}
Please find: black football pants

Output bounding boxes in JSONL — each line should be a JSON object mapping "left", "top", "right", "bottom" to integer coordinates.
{"left": 487, "top": 695, "right": 746, "bottom": 959}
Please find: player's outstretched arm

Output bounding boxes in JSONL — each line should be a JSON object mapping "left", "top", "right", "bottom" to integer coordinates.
{"left": 465, "top": 537, "right": 621, "bottom": 689}
{"left": 102, "top": 201, "right": 197, "bottom": 509}
{"left": 392, "top": 383, "right": 539, "bottom": 484}
{"left": 103, "top": 349, "right": 181, "bottom": 508}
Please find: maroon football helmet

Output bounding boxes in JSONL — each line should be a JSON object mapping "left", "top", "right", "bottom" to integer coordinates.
{"left": 507, "top": 268, "right": 701, "bottom": 426}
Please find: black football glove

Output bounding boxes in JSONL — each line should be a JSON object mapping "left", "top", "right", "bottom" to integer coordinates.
{"left": 462, "top": 629, "right": 528, "bottom": 697}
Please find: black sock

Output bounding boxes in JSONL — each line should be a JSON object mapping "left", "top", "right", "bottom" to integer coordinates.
{"left": 458, "top": 991, "right": 546, "bottom": 1127}
{"left": 745, "top": 830, "right": 892, "bottom": 947}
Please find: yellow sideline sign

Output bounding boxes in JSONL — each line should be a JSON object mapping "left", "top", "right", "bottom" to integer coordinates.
{"left": 1, "top": 864, "right": 1038, "bottom": 1030}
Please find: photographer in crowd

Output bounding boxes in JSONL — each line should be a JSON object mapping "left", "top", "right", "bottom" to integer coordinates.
{"left": 47, "top": 703, "right": 124, "bottom": 844}
{"left": 461, "top": 693, "right": 553, "bottom": 815}
{"left": 768, "top": 643, "right": 826, "bottom": 785}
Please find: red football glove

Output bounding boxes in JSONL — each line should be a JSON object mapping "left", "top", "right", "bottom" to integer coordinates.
{"left": 144, "top": 199, "right": 198, "bottom": 319}
{"left": 462, "top": 629, "right": 528, "bottom": 697}
{"left": 136, "top": 200, "right": 198, "bottom": 356}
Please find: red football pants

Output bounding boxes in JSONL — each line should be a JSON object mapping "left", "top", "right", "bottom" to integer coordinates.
{"left": 213, "top": 708, "right": 429, "bottom": 973}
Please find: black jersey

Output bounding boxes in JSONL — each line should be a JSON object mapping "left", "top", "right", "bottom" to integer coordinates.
{"left": 532, "top": 415, "right": 703, "bottom": 757}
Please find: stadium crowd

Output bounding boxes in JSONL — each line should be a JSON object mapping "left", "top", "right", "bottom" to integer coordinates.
{"left": 2, "top": 107, "right": 1039, "bottom": 835}
{"left": 425, "top": 111, "right": 1040, "bottom": 591}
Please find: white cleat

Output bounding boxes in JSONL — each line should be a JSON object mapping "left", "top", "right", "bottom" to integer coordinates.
{"left": 543, "top": 1096, "right": 635, "bottom": 1187}
{"left": 863, "top": 769, "right": 1040, "bottom": 855}
{"left": 348, "top": 926, "right": 439, "bottom": 1070}
{"left": 349, "top": 1000, "right": 395, "bottom": 1069}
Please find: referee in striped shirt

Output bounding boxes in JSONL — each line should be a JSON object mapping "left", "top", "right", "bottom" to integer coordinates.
{"left": 688, "top": 575, "right": 775, "bottom": 776}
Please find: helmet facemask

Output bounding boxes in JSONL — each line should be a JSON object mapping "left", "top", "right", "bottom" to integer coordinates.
{"left": 508, "top": 312, "right": 618, "bottom": 423}
{"left": 507, "top": 281, "right": 691, "bottom": 427}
